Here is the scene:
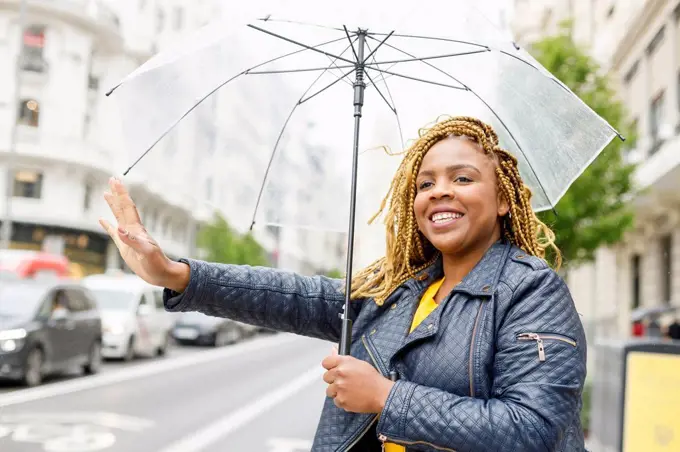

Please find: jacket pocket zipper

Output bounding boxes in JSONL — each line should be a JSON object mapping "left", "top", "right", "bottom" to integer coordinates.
{"left": 517, "top": 332, "right": 577, "bottom": 362}
{"left": 378, "top": 434, "right": 457, "bottom": 452}
{"left": 362, "top": 335, "right": 388, "bottom": 377}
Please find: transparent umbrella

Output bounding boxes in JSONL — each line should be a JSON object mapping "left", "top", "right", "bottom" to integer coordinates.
{"left": 105, "top": 0, "right": 623, "bottom": 354}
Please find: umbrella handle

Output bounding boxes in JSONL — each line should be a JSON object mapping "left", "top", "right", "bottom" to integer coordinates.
{"left": 338, "top": 316, "right": 353, "bottom": 355}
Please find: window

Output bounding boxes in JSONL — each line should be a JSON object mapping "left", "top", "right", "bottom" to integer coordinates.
{"left": 649, "top": 91, "right": 665, "bottom": 155}
{"left": 631, "top": 254, "right": 641, "bottom": 309}
{"left": 173, "top": 7, "right": 184, "bottom": 30}
{"left": 18, "top": 99, "right": 40, "bottom": 127}
{"left": 13, "top": 170, "right": 43, "bottom": 199}
{"left": 83, "top": 182, "right": 92, "bottom": 211}
{"left": 660, "top": 234, "right": 672, "bottom": 304}
{"left": 66, "top": 289, "right": 89, "bottom": 312}
{"left": 156, "top": 8, "right": 165, "bottom": 33}
{"left": 22, "top": 25, "right": 46, "bottom": 72}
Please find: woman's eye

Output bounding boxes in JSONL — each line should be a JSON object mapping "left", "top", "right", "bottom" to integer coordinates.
{"left": 418, "top": 181, "right": 433, "bottom": 190}
{"left": 454, "top": 176, "right": 472, "bottom": 183}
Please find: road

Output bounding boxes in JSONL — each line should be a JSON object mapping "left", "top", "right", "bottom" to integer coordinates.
{"left": 0, "top": 334, "right": 332, "bottom": 452}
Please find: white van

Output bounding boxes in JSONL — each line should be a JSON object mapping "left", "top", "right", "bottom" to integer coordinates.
{"left": 82, "top": 272, "right": 173, "bottom": 361}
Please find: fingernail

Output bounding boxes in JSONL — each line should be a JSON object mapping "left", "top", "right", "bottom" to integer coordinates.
{"left": 118, "top": 227, "right": 128, "bottom": 235}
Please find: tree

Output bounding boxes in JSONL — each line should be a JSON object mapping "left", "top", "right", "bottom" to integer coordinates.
{"left": 197, "top": 213, "right": 270, "bottom": 267}
{"left": 528, "top": 23, "right": 638, "bottom": 267}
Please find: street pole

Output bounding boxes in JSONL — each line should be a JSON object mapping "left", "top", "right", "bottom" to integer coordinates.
{"left": 0, "top": 0, "right": 28, "bottom": 250}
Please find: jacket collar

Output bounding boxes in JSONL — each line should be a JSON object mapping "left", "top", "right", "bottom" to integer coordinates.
{"left": 406, "top": 240, "right": 512, "bottom": 297}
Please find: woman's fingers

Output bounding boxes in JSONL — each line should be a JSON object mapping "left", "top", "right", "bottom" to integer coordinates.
{"left": 110, "top": 178, "right": 143, "bottom": 226}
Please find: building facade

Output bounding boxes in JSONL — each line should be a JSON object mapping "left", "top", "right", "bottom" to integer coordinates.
{"left": 510, "top": 0, "right": 680, "bottom": 352}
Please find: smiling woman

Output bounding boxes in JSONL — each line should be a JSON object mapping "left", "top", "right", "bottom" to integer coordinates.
{"left": 100, "top": 116, "right": 588, "bottom": 452}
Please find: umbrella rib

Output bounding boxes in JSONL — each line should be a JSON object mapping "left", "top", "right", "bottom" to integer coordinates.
{"left": 299, "top": 68, "right": 355, "bottom": 104}
{"left": 366, "top": 31, "right": 489, "bottom": 50}
{"left": 363, "top": 31, "right": 394, "bottom": 63}
{"left": 343, "top": 25, "right": 360, "bottom": 62}
{"left": 364, "top": 35, "right": 554, "bottom": 209}
{"left": 365, "top": 49, "right": 490, "bottom": 66}
{"left": 366, "top": 66, "right": 467, "bottom": 90}
{"left": 364, "top": 39, "right": 404, "bottom": 149}
{"left": 248, "top": 24, "right": 356, "bottom": 65}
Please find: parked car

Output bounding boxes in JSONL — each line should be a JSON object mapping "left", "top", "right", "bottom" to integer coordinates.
{"left": 172, "top": 312, "right": 251, "bottom": 347}
{"left": 82, "top": 272, "right": 173, "bottom": 361}
{"left": 0, "top": 279, "right": 102, "bottom": 386}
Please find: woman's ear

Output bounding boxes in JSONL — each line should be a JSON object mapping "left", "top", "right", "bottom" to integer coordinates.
{"left": 497, "top": 191, "right": 510, "bottom": 217}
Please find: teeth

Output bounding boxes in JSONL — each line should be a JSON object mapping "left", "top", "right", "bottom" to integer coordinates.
{"left": 431, "top": 212, "right": 463, "bottom": 223}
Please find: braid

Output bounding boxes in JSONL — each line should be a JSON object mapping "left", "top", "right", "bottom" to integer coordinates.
{"left": 350, "top": 116, "right": 561, "bottom": 305}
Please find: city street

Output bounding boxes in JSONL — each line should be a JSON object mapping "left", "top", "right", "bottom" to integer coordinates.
{"left": 0, "top": 334, "right": 330, "bottom": 452}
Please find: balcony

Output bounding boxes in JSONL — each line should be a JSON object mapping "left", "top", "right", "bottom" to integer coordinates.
{"left": 2, "top": 0, "right": 121, "bottom": 42}
{"left": 633, "top": 132, "right": 680, "bottom": 201}
{"left": 9, "top": 126, "right": 114, "bottom": 175}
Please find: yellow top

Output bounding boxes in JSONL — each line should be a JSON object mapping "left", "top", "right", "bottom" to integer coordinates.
{"left": 384, "top": 277, "right": 445, "bottom": 452}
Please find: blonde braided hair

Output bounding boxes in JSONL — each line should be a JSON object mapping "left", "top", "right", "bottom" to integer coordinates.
{"left": 350, "top": 116, "right": 561, "bottom": 305}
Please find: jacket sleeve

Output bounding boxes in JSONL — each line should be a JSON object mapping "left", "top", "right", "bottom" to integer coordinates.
{"left": 375, "top": 268, "right": 587, "bottom": 452}
{"left": 163, "top": 258, "right": 356, "bottom": 342}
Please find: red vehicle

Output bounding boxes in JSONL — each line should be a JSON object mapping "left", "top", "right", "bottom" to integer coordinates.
{"left": 0, "top": 250, "right": 71, "bottom": 280}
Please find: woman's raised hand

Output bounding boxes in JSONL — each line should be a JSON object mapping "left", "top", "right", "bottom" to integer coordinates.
{"left": 99, "top": 177, "right": 189, "bottom": 291}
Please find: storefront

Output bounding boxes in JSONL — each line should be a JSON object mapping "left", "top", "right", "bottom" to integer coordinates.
{"left": 0, "top": 221, "right": 109, "bottom": 277}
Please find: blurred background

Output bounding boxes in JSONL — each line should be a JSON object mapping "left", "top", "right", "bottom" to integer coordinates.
{"left": 0, "top": 0, "right": 678, "bottom": 451}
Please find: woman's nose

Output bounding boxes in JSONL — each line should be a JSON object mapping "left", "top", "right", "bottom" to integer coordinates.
{"left": 430, "top": 181, "right": 455, "bottom": 199}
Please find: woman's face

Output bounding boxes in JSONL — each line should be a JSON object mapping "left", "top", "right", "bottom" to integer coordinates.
{"left": 413, "top": 136, "right": 509, "bottom": 256}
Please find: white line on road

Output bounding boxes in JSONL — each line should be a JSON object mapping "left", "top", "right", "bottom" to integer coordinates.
{"left": 159, "top": 365, "right": 324, "bottom": 452}
{"left": 0, "top": 334, "right": 300, "bottom": 408}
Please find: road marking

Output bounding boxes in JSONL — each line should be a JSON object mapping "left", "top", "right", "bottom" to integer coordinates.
{"left": 0, "top": 334, "right": 299, "bottom": 408}
{"left": 159, "top": 365, "right": 324, "bottom": 452}
{"left": 267, "top": 437, "right": 314, "bottom": 452}
{"left": 0, "top": 412, "right": 154, "bottom": 451}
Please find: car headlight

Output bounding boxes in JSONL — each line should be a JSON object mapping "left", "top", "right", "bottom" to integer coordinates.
{"left": 104, "top": 324, "right": 125, "bottom": 335}
{"left": 0, "top": 338, "right": 25, "bottom": 352}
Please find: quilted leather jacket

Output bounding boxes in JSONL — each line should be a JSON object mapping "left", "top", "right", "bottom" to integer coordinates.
{"left": 163, "top": 240, "right": 587, "bottom": 452}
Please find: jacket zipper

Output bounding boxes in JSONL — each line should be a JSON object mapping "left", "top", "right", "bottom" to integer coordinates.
{"left": 378, "top": 434, "right": 458, "bottom": 452}
{"left": 517, "top": 332, "right": 577, "bottom": 362}
{"left": 338, "top": 336, "right": 386, "bottom": 452}
{"left": 468, "top": 302, "right": 485, "bottom": 396}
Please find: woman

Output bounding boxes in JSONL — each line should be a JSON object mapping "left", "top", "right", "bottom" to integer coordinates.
{"left": 100, "top": 116, "right": 587, "bottom": 451}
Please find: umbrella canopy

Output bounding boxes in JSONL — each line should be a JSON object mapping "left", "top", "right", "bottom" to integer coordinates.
{"left": 107, "top": 0, "right": 620, "bottom": 234}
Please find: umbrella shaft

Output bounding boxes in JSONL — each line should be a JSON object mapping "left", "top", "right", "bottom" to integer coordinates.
{"left": 339, "top": 31, "right": 367, "bottom": 356}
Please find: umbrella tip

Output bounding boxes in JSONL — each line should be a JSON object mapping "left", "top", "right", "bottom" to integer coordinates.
{"left": 618, "top": 133, "right": 626, "bottom": 142}
{"left": 123, "top": 167, "right": 131, "bottom": 176}
{"left": 249, "top": 220, "right": 255, "bottom": 231}
{"left": 512, "top": 41, "right": 520, "bottom": 50}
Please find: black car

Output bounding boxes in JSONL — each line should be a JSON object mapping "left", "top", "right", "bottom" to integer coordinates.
{"left": 172, "top": 312, "right": 246, "bottom": 347}
{"left": 0, "top": 279, "right": 102, "bottom": 386}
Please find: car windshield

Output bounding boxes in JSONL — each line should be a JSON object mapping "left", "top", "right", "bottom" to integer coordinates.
{"left": 89, "top": 289, "right": 136, "bottom": 311}
{"left": 0, "top": 284, "right": 45, "bottom": 318}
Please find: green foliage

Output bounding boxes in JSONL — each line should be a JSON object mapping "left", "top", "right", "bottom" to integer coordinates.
{"left": 528, "top": 23, "right": 638, "bottom": 267}
{"left": 197, "top": 213, "right": 269, "bottom": 267}
{"left": 323, "top": 269, "right": 344, "bottom": 279}
{"left": 581, "top": 381, "right": 592, "bottom": 433}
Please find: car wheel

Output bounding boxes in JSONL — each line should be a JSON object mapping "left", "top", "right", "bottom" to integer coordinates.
{"left": 157, "top": 334, "right": 170, "bottom": 357}
{"left": 123, "top": 336, "right": 135, "bottom": 362}
{"left": 84, "top": 341, "right": 102, "bottom": 374}
{"left": 23, "top": 348, "right": 44, "bottom": 387}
